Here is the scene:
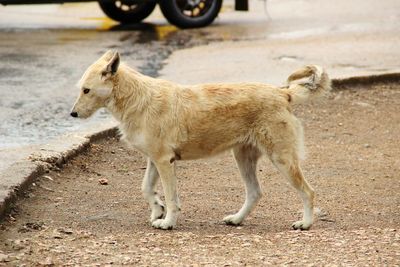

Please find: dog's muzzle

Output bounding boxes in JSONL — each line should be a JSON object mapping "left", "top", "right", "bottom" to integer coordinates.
{"left": 70, "top": 111, "right": 78, "bottom": 118}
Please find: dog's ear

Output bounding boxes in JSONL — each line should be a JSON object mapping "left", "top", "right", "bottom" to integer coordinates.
{"left": 100, "top": 50, "right": 114, "bottom": 61}
{"left": 101, "top": 52, "right": 120, "bottom": 80}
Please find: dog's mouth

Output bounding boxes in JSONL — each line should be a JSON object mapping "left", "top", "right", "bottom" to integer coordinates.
{"left": 70, "top": 110, "right": 92, "bottom": 119}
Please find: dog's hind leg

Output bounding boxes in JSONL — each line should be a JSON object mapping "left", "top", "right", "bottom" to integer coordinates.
{"left": 224, "top": 145, "right": 262, "bottom": 226}
{"left": 151, "top": 159, "right": 180, "bottom": 230}
{"left": 142, "top": 158, "right": 165, "bottom": 222}
{"left": 270, "top": 151, "right": 314, "bottom": 230}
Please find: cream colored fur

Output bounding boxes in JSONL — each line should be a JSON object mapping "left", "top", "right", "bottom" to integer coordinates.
{"left": 71, "top": 51, "right": 331, "bottom": 230}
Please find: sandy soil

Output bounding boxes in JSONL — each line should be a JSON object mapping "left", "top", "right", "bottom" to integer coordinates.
{"left": 0, "top": 83, "right": 399, "bottom": 266}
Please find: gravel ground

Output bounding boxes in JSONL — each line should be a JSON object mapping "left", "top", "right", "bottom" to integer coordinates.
{"left": 0, "top": 83, "right": 399, "bottom": 266}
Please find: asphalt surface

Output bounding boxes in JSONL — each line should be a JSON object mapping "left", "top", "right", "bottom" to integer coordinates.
{"left": 161, "top": 0, "right": 400, "bottom": 84}
{"left": 0, "top": 0, "right": 399, "bottom": 172}
{"left": 0, "top": 3, "right": 208, "bottom": 171}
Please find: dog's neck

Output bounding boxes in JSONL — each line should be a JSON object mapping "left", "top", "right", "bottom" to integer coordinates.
{"left": 106, "top": 65, "right": 154, "bottom": 123}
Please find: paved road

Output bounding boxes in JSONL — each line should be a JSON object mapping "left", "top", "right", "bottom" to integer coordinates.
{"left": 0, "top": 0, "right": 399, "bottom": 172}
{"left": 0, "top": 1, "right": 253, "bottom": 171}
{"left": 0, "top": 2, "right": 217, "bottom": 171}
{"left": 161, "top": 0, "right": 400, "bottom": 84}
{"left": 0, "top": 4, "right": 172, "bottom": 149}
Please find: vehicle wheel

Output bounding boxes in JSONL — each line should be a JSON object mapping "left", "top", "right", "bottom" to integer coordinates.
{"left": 98, "top": 0, "right": 157, "bottom": 24}
{"left": 159, "top": 0, "right": 223, "bottom": 28}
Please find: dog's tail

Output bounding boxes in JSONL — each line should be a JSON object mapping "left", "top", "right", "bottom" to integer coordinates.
{"left": 284, "top": 65, "right": 331, "bottom": 105}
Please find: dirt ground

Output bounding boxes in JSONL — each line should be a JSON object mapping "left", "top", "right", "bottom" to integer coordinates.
{"left": 0, "top": 83, "right": 399, "bottom": 266}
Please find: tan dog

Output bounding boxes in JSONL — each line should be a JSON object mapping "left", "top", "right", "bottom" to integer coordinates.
{"left": 71, "top": 51, "right": 330, "bottom": 230}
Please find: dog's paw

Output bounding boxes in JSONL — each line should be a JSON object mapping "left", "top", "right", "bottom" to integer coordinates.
{"left": 152, "top": 219, "right": 175, "bottom": 230}
{"left": 150, "top": 204, "right": 165, "bottom": 222}
{"left": 223, "top": 214, "right": 243, "bottom": 226}
{"left": 292, "top": 220, "right": 312, "bottom": 230}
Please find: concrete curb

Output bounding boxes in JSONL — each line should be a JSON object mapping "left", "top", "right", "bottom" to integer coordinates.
{"left": 332, "top": 72, "right": 400, "bottom": 88}
{"left": 1, "top": 72, "right": 399, "bottom": 221}
{"left": 0, "top": 125, "right": 118, "bottom": 220}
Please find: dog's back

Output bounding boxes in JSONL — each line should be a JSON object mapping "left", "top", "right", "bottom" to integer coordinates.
{"left": 165, "top": 82, "right": 292, "bottom": 159}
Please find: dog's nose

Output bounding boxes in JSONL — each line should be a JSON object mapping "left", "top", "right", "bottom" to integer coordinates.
{"left": 70, "top": 112, "right": 78, "bottom": 118}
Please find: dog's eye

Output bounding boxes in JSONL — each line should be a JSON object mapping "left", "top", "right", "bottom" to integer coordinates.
{"left": 83, "top": 88, "right": 90, "bottom": 94}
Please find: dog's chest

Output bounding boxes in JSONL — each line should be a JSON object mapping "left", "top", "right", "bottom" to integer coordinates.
{"left": 120, "top": 127, "right": 148, "bottom": 153}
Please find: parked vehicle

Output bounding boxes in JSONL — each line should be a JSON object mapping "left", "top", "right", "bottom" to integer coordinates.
{"left": 0, "top": 0, "right": 249, "bottom": 28}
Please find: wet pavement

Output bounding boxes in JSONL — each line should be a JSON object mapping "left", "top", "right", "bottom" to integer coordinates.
{"left": 0, "top": 28, "right": 184, "bottom": 148}
{"left": 0, "top": 8, "right": 181, "bottom": 149}
{"left": 0, "top": 1, "right": 248, "bottom": 171}
{"left": 0, "top": 3, "right": 214, "bottom": 171}
{"left": 0, "top": 0, "right": 400, "bottom": 172}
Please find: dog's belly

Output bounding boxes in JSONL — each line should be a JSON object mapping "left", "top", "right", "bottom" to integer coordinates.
{"left": 175, "top": 115, "right": 257, "bottom": 160}
{"left": 176, "top": 133, "right": 247, "bottom": 160}
{"left": 179, "top": 147, "right": 222, "bottom": 160}
{"left": 178, "top": 145, "right": 232, "bottom": 160}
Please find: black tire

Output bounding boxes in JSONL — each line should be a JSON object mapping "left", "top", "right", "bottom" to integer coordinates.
{"left": 98, "top": 0, "right": 157, "bottom": 24}
{"left": 159, "top": 0, "right": 223, "bottom": 29}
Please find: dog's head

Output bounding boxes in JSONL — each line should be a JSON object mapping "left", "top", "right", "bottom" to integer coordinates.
{"left": 70, "top": 51, "right": 120, "bottom": 119}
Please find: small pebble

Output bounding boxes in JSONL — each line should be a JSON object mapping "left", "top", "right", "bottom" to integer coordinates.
{"left": 43, "top": 175, "right": 54, "bottom": 181}
{"left": 98, "top": 178, "right": 109, "bottom": 185}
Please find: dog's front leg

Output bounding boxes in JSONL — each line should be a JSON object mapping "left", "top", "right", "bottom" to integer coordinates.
{"left": 142, "top": 158, "right": 165, "bottom": 222}
{"left": 151, "top": 159, "right": 180, "bottom": 230}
